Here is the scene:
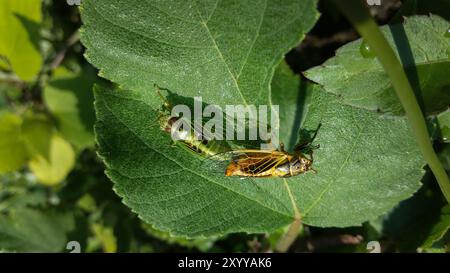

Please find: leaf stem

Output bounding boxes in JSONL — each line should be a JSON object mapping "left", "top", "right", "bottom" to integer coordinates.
{"left": 275, "top": 217, "right": 302, "bottom": 252}
{"left": 48, "top": 30, "right": 81, "bottom": 71}
{"left": 331, "top": 0, "right": 450, "bottom": 203}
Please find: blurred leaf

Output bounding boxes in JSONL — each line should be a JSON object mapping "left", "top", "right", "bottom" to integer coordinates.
{"left": 21, "top": 114, "right": 53, "bottom": 161}
{"left": 29, "top": 133, "right": 75, "bottom": 186}
{"left": 439, "top": 144, "right": 450, "bottom": 171}
{"left": 44, "top": 67, "right": 97, "bottom": 150}
{"left": 305, "top": 15, "right": 450, "bottom": 116}
{"left": 91, "top": 223, "right": 117, "bottom": 253}
{"left": 421, "top": 205, "right": 450, "bottom": 249}
{"left": 80, "top": 0, "right": 319, "bottom": 108}
{"left": 0, "top": 82, "right": 21, "bottom": 104}
{"left": 420, "top": 246, "right": 447, "bottom": 253}
{"left": 0, "top": 0, "right": 42, "bottom": 81}
{"left": 0, "top": 208, "right": 75, "bottom": 252}
{"left": 0, "top": 88, "right": 6, "bottom": 109}
{"left": 0, "top": 57, "right": 10, "bottom": 71}
{"left": 0, "top": 190, "right": 47, "bottom": 212}
{"left": 0, "top": 113, "right": 28, "bottom": 173}
{"left": 437, "top": 109, "right": 450, "bottom": 143}
{"left": 76, "top": 194, "right": 96, "bottom": 213}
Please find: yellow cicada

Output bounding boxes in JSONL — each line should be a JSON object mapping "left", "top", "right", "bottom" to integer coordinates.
{"left": 225, "top": 124, "right": 321, "bottom": 178}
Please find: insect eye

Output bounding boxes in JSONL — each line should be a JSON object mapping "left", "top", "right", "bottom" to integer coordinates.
{"left": 291, "top": 160, "right": 300, "bottom": 169}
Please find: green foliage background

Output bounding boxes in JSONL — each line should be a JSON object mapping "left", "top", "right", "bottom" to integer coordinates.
{"left": 0, "top": 0, "right": 449, "bottom": 253}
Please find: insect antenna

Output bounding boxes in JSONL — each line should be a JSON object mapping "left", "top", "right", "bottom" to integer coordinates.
{"left": 310, "top": 123, "right": 322, "bottom": 143}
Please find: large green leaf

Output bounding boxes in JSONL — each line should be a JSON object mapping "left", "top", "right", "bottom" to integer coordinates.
{"left": 305, "top": 15, "right": 450, "bottom": 116}
{"left": 85, "top": 0, "right": 425, "bottom": 236}
{"left": 80, "top": 0, "right": 320, "bottom": 108}
{"left": 0, "top": 208, "right": 75, "bottom": 252}
{"left": 0, "top": 0, "right": 42, "bottom": 81}
{"left": 94, "top": 77, "right": 424, "bottom": 236}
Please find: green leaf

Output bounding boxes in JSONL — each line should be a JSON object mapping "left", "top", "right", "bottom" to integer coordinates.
{"left": 21, "top": 114, "right": 53, "bottom": 161}
{"left": 380, "top": 182, "right": 444, "bottom": 252}
{"left": 0, "top": 56, "right": 10, "bottom": 71}
{"left": 421, "top": 205, "right": 450, "bottom": 249}
{"left": 439, "top": 144, "right": 450, "bottom": 171}
{"left": 305, "top": 15, "right": 450, "bottom": 116}
{"left": 0, "top": 208, "right": 75, "bottom": 252}
{"left": 94, "top": 77, "right": 424, "bottom": 236}
{"left": 91, "top": 223, "right": 117, "bottom": 253}
{"left": 0, "top": 0, "right": 42, "bottom": 81}
{"left": 437, "top": 109, "right": 450, "bottom": 143}
{"left": 29, "top": 133, "right": 75, "bottom": 186}
{"left": 43, "top": 66, "right": 97, "bottom": 150}
{"left": 80, "top": 0, "right": 320, "bottom": 108}
{"left": 0, "top": 112, "right": 29, "bottom": 173}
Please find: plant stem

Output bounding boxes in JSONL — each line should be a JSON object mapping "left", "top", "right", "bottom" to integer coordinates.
{"left": 48, "top": 30, "right": 81, "bottom": 71}
{"left": 276, "top": 217, "right": 302, "bottom": 252}
{"left": 331, "top": 0, "right": 450, "bottom": 203}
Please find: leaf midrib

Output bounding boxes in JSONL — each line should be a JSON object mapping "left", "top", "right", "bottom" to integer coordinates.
{"left": 192, "top": 0, "right": 250, "bottom": 106}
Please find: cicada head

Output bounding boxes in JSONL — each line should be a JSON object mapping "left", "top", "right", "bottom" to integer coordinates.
{"left": 289, "top": 156, "right": 313, "bottom": 175}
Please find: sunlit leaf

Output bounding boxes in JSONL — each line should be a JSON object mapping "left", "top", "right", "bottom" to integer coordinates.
{"left": 305, "top": 15, "right": 450, "bottom": 116}
{"left": 29, "top": 133, "right": 75, "bottom": 186}
{"left": 44, "top": 67, "right": 97, "bottom": 150}
{"left": 0, "top": 113, "right": 28, "bottom": 173}
{"left": 21, "top": 114, "right": 53, "bottom": 161}
{"left": 0, "top": 0, "right": 42, "bottom": 81}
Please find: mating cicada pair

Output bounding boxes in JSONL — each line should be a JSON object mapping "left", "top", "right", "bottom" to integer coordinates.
{"left": 156, "top": 88, "right": 320, "bottom": 179}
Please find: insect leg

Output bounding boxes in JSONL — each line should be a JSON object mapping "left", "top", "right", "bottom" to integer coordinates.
{"left": 294, "top": 123, "right": 322, "bottom": 153}
{"left": 308, "top": 150, "right": 314, "bottom": 162}
{"left": 310, "top": 123, "right": 322, "bottom": 143}
{"left": 155, "top": 84, "right": 172, "bottom": 111}
{"left": 279, "top": 143, "right": 286, "bottom": 152}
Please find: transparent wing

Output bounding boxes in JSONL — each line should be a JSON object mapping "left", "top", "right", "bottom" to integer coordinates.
{"left": 232, "top": 152, "right": 289, "bottom": 175}
{"left": 199, "top": 149, "right": 288, "bottom": 177}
